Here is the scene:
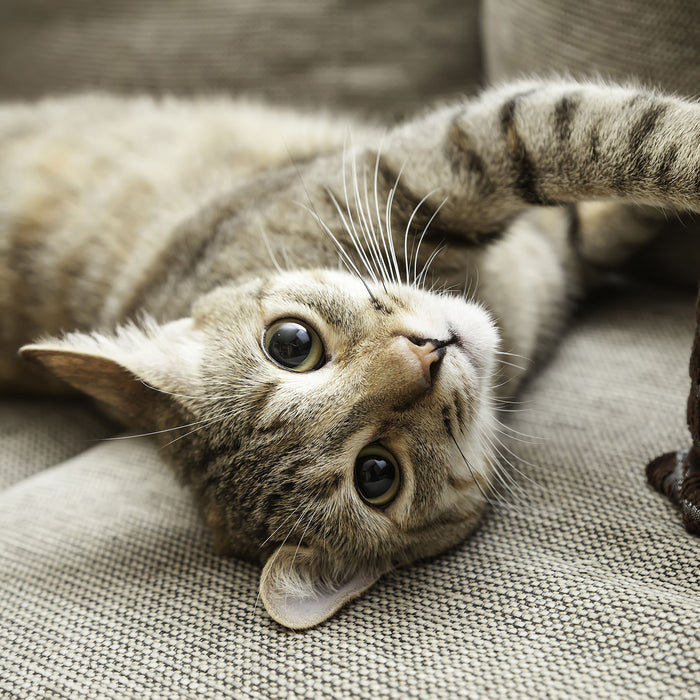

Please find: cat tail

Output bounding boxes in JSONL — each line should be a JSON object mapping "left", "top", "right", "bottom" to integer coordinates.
{"left": 378, "top": 80, "right": 700, "bottom": 241}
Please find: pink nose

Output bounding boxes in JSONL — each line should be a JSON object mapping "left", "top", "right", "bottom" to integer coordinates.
{"left": 391, "top": 336, "right": 447, "bottom": 390}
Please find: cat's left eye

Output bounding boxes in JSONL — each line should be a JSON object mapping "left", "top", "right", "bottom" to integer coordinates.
{"left": 263, "top": 319, "right": 325, "bottom": 372}
{"left": 355, "top": 445, "right": 401, "bottom": 507}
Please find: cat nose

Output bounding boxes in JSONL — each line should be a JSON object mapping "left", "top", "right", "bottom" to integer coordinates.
{"left": 392, "top": 336, "right": 448, "bottom": 390}
{"left": 406, "top": 337, "right": 448, "bottom": 386}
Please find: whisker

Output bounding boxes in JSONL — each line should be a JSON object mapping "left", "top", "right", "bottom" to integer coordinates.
{"left": 463, "top": 266, "right": 480, "bottom": 303}
{"left": 494, "top": 417, "right": 546, "bottom": 443}
{"left": 325, "top": 186, "right": 377, "bottom": 284}
{"left": 361, "top": 155, "right": 390, "bottom": 290}
{"left": 102, "top": 414, "right": 226, "bottom": 441}
{"left": 493, "top": 426, "right": 543, "bottom": 446}
{"left": 403, "top": 190, "right": 439, "bottom": 287}
{"left": 412, "top": 198, "right": 448, "bottom": 287}
{"left": 486, "top": 430, "right": 544, "bottom": 475}
{"left": 285, "top": 141, "right": 378, "bottom": 306}
{"left": 260, "top": 227, "right": 285, "bottom": 274}
{"left": 340, "top": 141, "right": 379, "bottom": 285}
{"left": 474, "top": 430, "right": 539, "bottom": 513}
{"left": 160, "top": 406, "right": 237, "bottom": 448}
{"left": 495, "top": 350, "right": 532, "bottom": 362}
{"left": 479, "top": 454, "right": 529, "bottom": 510}
{"left": 372, "top": 142, "right": 397, "bottom": 286}
{"left": 252, "top": 501, "right": 314, "bottom": 620}
{"left": 351, "top": 150, "right": 384, "bottom": 285}
{"left": 382, "top": 158, "right": 406, "bottom": 284}
{"left": 496, "top": 358, "right": 529, "bottom": 372}
{"left": 481, "top": 431, "right": 543, "bottom": 488}
{"left": 298, "top": 202, "right": 380, "bottom": 305}
{"left": 137, "top": 378, "right": 248, "bottom": 402}
{"left": 259, "top": 499, "right": 307, "bottom": 549}
{"left": 292, "top": 499, "right": 323, "bottom": 561}
{"left": 416, "top": 243, "right": 445, "bottom": 290}
{"left": 449, "top": 429, "right": 490, "bottom": 504}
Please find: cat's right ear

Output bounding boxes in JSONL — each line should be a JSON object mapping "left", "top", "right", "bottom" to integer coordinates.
{"left": 19, "top": 318, "right": 206, "bottom": 424}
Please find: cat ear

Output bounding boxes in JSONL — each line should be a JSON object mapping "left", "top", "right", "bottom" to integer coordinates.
{"left": 19, "top": 318, "right": 206, "bottom": 423}
{"left": 259, "top": 545, "right": 380, "bottom": 629}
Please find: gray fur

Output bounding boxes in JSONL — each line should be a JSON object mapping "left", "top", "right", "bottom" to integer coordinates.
{"left": 1, "top": 80, "right": 699, "bottom": 627}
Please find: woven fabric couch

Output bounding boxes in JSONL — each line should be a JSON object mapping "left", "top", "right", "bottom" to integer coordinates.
{"left": 1, "top": 1, "right": 698, "bottom": 697}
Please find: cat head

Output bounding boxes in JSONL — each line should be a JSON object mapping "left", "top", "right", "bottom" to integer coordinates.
{"left": 21, "top": 268, "right": 500, "bottom": 629}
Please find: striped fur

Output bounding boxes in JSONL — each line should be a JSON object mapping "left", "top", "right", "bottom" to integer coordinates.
{"left": 1, "top": 80, "right": 699, "bottom": 627}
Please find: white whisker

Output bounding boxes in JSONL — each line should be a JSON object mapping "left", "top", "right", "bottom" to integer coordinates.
{"left": 160, "top": 406, "right": 237, "bottom": 448}
{"left": 416, "top": 243, "right": 445, "bottom": 289}
{"left": 351, "top": 150, "right": 384, "bottom": 284}
{"left": 412, "top": 198, "right": 448, "bottom": 287}
{"left": 358, "top": 159, "right": 389, "bottom": 289}
{"left": 403, "top": 190, "right": 439, "bottom": 287}
{"left": 298, "top": 202, "right": 380, "bottom": 305}
{"left": 372, "top": 142, "right": 396, "bottom": 286}
{"left": 260, "top": 228, "right": 284, "bottom": 274}
{"left": 252, "top": 501, "right": 314, "bottom": 620}
{"left": 326, "top": 186, "right": 377, "bottom": 284}
{"left": 496, "top": 358, "right": 529, "bottom": 372}
{"left": 383, "top": 160, "right": 406, "bottom": 284}
{"left": 260, "top": 499, "right": 307, "bottom": 549}
{"left": 494, "top": 417, "right": 546, "bottom": 443}
{"left": 340, "top": 142, "right": 379, "bottom": 285}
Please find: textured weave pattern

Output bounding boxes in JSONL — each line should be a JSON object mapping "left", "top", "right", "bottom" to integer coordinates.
{"left": 0, "top": 0, "right": 482, "bottom": 117}
{"left": 0, "top": 399, "right": 117, "bottom": 489}
{"left": 482, "top": 0, "right": 700, "bottom": 97}
{"left": 2, "top": 286, "right": 699, "bottom": 698}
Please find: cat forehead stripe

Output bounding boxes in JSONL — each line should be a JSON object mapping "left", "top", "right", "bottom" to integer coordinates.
{"left": 284, "top": 290, "right": 360, "bottom": 327}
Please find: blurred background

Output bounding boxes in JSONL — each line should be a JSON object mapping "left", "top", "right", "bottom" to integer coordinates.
{"left": 0, "top": 0, "right": 697, "bottom": 119}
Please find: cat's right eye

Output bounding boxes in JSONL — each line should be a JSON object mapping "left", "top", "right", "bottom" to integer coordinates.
{"left": 354, "top": 445, "right": 401, "bottom": 507}
{"left": 263, "top": 319, "right": 325, "bottom": 372}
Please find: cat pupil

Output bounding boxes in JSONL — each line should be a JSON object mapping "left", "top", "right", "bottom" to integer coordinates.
{"left": 354, "top": 446, "right": 400, "bottom": 506}
{"left": 272, "top": 323, "right": 310, "bottom": 365}
{"left": 357, "top": 457, "right": 394, "bottom": 497}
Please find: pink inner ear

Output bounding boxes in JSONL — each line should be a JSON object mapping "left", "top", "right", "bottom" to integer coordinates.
{"left": 259, "top": 545, "right": 380, "bottom": 630}
{"left": 271, "top": 572, "right": 378, "bottom": 630}
{"left": 19, "top": 348, "right": 160, "bottom": 424}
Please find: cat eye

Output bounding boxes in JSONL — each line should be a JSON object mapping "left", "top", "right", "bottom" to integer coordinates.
{"left": 263, "top": 319, "right": 325, "bottom": 372}
{"left": 354, "top": 445, "right": 400, "bottom": 507}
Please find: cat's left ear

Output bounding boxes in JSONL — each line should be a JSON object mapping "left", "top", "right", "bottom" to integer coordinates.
{"left": 259, "top": 545, "right": 380, "bottom": 629}
{"left": 19, "top": 318, "right": 205, "bottom": 424}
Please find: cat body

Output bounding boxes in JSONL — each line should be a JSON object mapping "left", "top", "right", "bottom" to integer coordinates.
{"left": 2, "top": 81, "right": 699, "bottom": 628}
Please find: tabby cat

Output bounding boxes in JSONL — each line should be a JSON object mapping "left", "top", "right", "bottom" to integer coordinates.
{"left": 1, "top": 80, "right": 699, "bottom": 628}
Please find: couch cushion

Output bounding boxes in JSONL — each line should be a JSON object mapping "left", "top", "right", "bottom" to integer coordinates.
{"left": 482, "top": 0, "right": 699, "bottom": 97}
{"left": 0, "top": 0, "right": 481, "bottom": 117}
{"left": 0, "top": 398, "right": 116, "bottom": 490}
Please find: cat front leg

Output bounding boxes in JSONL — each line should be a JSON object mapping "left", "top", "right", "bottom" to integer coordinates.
{"left": 376, "top": 80, "right": 700, "bottom": 242}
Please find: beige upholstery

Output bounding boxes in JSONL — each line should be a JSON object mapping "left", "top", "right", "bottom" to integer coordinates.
{"left": 1, "top": 2, "right": 698, "bottom": 697}
{"left": 482, "top": 0, "right": 699, "bottom": 97}
{"left": 0, "top": 0, "right": 482, "bottom": 118}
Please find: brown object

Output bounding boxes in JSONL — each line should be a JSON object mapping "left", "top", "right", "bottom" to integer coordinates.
{"left": 646, "top": 287, "right": 700, "bottom": 535}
